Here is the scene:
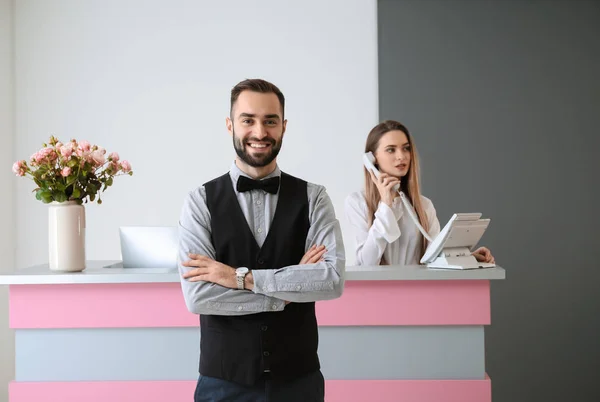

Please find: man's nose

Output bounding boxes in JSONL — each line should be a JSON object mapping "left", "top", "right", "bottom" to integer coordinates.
{"left": 254, "top": 124, "right": 268, "bottom": 139}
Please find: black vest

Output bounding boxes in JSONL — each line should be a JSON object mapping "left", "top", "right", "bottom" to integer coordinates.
{"left": 201, "top": 172, "right": 319, "bottom": 385}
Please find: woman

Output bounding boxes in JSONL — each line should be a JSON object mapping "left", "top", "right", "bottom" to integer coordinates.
{"left": 345, "top": 120, "right": 494, "bottom": 266}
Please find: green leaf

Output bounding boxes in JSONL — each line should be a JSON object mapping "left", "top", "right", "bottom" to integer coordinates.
{"left": 39, "top": 190, "right": 52, "bottom": 200}
{"left": 90, "top": 193, "right": 95, "bottom": 202}
{"left": 87, "top": 183, "right": 97, "bottom": 194}
{"left": 53, "top": 191, "right": 67, "bottom": 203}
{"left": 106, "top": 177, "right": 113, "bottom": 186}
{"left": 72, "top": 187, "right": 81, "bottom": 199}
{"left": 35, "top": 190, "right": 42, "bottom": 200}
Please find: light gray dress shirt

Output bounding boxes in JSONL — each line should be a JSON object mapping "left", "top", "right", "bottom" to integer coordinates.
{"left": 178, "top": 161, "right": 345, "bottom": 316}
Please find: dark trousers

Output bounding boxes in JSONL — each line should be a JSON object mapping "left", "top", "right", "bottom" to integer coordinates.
{"left": 194, "top": 370, "right": 325, "bottom": 402}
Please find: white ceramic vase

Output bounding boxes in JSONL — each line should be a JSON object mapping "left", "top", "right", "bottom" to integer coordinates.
{"left": 48, "top": 201, "right": 86, "bottom": 272}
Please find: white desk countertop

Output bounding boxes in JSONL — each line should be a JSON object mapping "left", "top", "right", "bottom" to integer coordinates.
{"left": 0, "top": 260, "right": 506, "bottom": 285}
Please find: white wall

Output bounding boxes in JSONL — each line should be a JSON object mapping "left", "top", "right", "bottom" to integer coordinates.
{"left": 5, "top": 1, "right": 377, "bottom": 396}
{"left": 0, "top": 0, "right": 15, "bottom": 400}
{"left": 14, "top": 0, "right": 378, "bottom": 269}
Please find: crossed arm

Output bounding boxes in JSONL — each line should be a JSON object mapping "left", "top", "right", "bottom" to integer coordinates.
{"left": 178, "top": 185, "right": 345, "bottom": 316}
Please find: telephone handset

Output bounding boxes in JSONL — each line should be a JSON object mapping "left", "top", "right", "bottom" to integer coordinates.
{"left": 363, "top": 152, "right": 400, "bottom": 192}
{"left": 363, "top": 152, "right": 433, "bottom": 242}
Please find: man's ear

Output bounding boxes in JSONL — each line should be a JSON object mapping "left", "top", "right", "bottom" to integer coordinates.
{"left": 226, "top": 117, "right": 233, "bottom": 136}
{"left": 282, "top": 119, "right": 287, "bottom": 137}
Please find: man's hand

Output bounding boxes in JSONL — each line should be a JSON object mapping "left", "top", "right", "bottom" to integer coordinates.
{"left": 300, "top": 245, "right": 327, "bottom": 264}
{"left": 472, "top": 247, "right": 495, "bottom": 264}
{"left": 182, "top": 254, "right": 237, "bottom": 288}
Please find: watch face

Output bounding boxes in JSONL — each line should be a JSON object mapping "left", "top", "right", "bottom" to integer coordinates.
{"left": 236, "top": 267, "right": 249, "bottom": 275}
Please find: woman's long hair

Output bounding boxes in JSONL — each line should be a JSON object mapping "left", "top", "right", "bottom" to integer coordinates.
{"left": 364, "top": 120, "right": 430, "bottom": 260}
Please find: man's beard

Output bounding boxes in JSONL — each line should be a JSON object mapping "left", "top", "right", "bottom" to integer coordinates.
{"left": 233, "top": 129, "right": 282, "bottom": 168}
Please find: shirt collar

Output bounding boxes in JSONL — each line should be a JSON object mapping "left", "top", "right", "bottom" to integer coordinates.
{"left": 229, "top": 160, "right": 281, "bottom": 187}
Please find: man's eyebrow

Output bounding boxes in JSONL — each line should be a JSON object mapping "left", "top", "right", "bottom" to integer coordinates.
{"left": 238, "top": 113, "right": 281, "bottom": 120}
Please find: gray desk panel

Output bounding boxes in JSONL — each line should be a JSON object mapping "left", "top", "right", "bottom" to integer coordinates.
{"left": 15, "top": 326, "right": 484, "bottom": 381}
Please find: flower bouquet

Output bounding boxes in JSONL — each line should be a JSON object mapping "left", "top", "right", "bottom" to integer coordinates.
{"left": 12, "top": 135, "right": 133, "bottom": 272}
{"left": 12, "top": 135, "right": 132, "bottom": 204}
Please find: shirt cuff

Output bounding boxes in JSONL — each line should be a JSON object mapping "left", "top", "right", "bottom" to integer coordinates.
{"left": 374, "top": 202, "right": 402, "bottom": 243}
{"left": 390, "top": 197, "right": 405, "bottom": 220}
{"left": 206, "top": 298, "right": 284, "bottom": 313}
{"left": 252, "top": 268, "right": 335, "bottom": 295}
{"left": 252, "top": 268, "right": 275, "bottom": 294}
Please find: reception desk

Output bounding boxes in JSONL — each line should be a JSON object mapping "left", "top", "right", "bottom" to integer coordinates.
{"left": 1, "top": 261, "right": 505, "bottom": 402}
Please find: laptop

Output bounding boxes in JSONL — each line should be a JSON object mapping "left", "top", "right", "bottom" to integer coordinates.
{"left": 111, "top": 226, "right": 179, "bottom": 268}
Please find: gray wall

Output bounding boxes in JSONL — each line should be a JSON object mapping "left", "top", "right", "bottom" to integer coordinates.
{"left": 378, "top": 1, "right": 600, "bottom": 401}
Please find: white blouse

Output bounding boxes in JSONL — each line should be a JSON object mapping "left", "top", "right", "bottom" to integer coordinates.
{"left": 344, "top": 191, "right": 441, "bottom": 266}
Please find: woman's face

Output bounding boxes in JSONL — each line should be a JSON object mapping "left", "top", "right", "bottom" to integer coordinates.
{"left": 374, "top": 130, "right": 411, "bottom": 178}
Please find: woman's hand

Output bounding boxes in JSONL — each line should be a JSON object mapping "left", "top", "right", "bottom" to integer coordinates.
{"left": 472, "top": 247, "right": 495, "bottom": 264}
{"left": 368, "top": 170, "right": 400, "bottom": 207}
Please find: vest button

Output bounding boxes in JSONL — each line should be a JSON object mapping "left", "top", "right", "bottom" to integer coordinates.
{"left": 263, "top": 351, "right": 270, "bottom": 357}
{"left": 261, "top": 325, "right": 268, "bottom": 331}
{"left": 257, "top": 258, "right": 265, "bottom": 264}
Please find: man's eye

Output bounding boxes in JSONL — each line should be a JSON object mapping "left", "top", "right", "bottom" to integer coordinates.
{"left": 266, "top": 120, "right": 276, "bottom": 125}
{"left": 242, "top": 119, "right": 252, "bottom": 124}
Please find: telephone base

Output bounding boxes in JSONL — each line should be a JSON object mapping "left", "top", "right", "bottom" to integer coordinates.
{"left": 426, "top": 247, "right": 496, "bottom": 270}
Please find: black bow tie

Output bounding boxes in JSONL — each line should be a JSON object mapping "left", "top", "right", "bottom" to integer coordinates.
{"left": 236, "top": 175, "right": 280, "bottom": 194}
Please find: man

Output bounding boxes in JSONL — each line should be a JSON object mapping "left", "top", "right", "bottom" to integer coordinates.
{"left": 178, "top": 78, "right": 345, "bottom": 402}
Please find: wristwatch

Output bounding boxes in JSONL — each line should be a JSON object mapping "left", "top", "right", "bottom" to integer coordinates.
{"left": 235, "top": 267, "right": 249, "bottom": 290}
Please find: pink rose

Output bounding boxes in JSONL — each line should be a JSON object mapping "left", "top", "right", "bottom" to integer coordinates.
{"left": 120, "top": 160, "right": 131, "bottom": 173}
{"left": 108, "top": 152, "right": 119, "bottom": 162}
{"left": 91, "top": 150, "right": 106, "bottom": 166}
{"left": 79, "top": 140, "right": 91, "bottom": 152}
{"left": 35, "top": 147, "right": 57, "bottom": 164}
{"left": 12, "top": 160, "right": 26, "bottom": 176}
{"left": 60, "top": 143, "right": 73, "bottom": 158}
{"left": 55, "top": 142, "right": 63, "bottom": 149}
{"left": 61, "top": 167, "right": 72, "bottom": 177}
{"left": 81, "top": 151, "right": 93, "bottom": 164}
{"left": 34, "top": 152, "right": 44, "bottom": 164}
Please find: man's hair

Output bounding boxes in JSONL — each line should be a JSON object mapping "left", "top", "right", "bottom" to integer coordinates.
{"left": 230, "top": 78, "right": 285, "bottom": 118}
